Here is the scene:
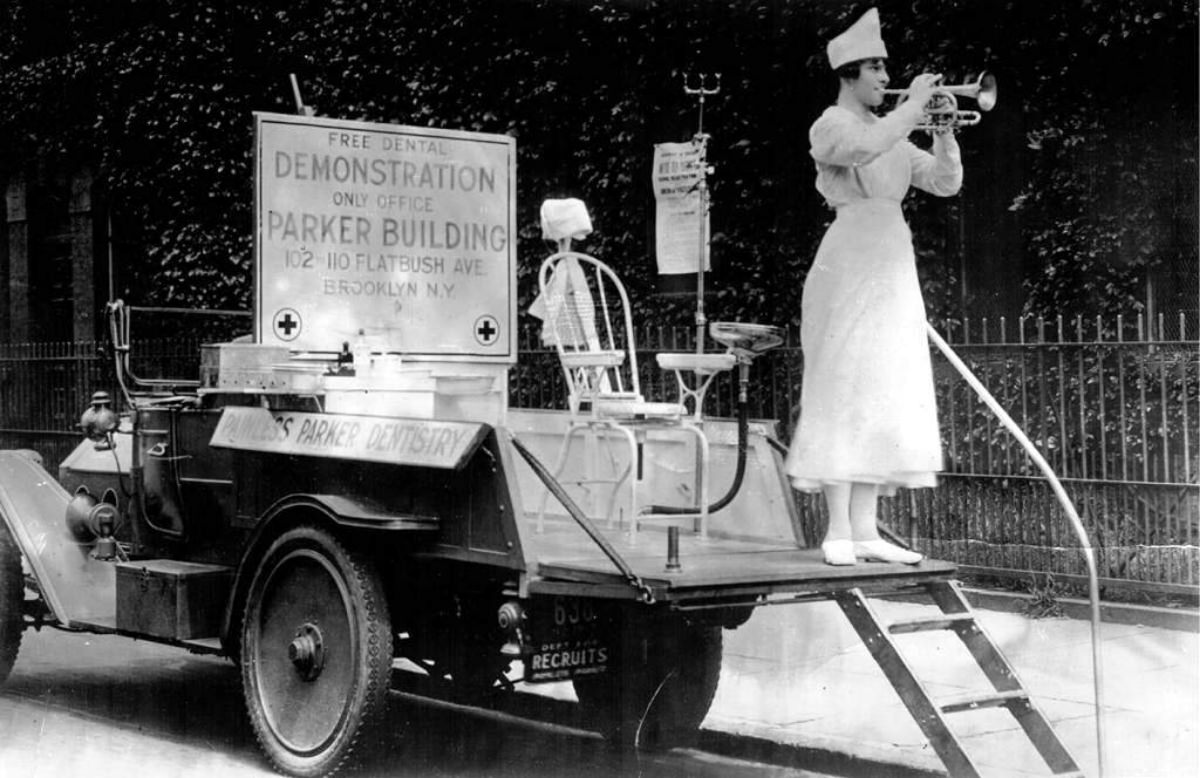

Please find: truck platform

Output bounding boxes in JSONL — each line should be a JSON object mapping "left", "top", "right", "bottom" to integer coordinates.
{"left": 524, "top": 521, "right": 957, "bottom": 607}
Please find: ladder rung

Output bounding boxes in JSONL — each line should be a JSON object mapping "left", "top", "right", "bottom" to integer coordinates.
{"left": 888, "top": 612, "right": 975, "bottom": 634}
{"left": 940, "top": 689, "right": 1029, "bottom": 714}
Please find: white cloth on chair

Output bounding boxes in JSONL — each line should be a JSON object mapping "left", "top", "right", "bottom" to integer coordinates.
{"left": 531, "top": 199, "right": 597, "bottom": 346}
{"left": 529, "top": 256, "right": 598, "bottom": 348}
{"left": 540, "top": 198, "right": 593, "bottom": 242}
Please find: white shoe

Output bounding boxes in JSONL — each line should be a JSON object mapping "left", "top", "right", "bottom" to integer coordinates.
{"left": 853, "top": 539, "right": 923, "bottom": 565}
{"left": 821, "top": 539, "right": 856, "bottom": 566}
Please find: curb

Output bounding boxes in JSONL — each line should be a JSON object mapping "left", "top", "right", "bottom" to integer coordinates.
{"left": 960, "top": 587, "right": 1200, "bottom": 632}
{"left": 699, "top": 727, "right": 944, "bottom": 778}
{"left": 401, "top": 681, "right": 946, "bottom": 775}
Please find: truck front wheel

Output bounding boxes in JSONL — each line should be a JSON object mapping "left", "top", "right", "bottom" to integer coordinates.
{"left": 240, "top": 525, "right": 393, "bottom": 777}
{"left": 0, "top": 522, "right": 22, "bottom": 684}
{"left": 573, "top": 616, "right": 722, "bottom": 749}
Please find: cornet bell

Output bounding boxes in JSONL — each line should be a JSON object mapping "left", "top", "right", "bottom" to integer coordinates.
{"left": 972, "top": 72, "right": 998, "bottom": 112}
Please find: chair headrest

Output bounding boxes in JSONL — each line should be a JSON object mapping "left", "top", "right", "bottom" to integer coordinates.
{"left": 540, "top": 198, "right": 593, "bottom": 242}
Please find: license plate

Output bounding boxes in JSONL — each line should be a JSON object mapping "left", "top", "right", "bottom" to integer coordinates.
{"left": 527, "top": 597, "right": 611, "bottom": 682}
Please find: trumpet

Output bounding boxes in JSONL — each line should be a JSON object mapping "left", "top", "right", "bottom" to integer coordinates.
{"left": 884, "top": 72, "right": 998, "bottom": 132}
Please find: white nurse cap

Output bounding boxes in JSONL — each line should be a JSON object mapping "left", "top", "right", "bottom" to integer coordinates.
{"left": 826, "top": 7, "right": 889, "bottom": 70}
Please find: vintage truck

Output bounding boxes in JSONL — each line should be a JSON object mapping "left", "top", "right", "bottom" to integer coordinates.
{"left": 0, "top": 112, "right": 1076, "bottom": 778}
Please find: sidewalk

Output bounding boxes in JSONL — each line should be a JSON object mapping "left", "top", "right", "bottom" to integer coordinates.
{"left": 707, "top": 593, "right": 1199, "bottom": 777}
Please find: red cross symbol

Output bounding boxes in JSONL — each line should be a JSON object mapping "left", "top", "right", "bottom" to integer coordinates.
{"left": 274, "top": 308, "right": 301, "bottom": 341}
{"left": 474, "top": 315, "right": 499, "bottom": 346}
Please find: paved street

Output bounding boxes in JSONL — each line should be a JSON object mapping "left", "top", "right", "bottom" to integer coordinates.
{"left": 2, "top": 594, "right": 1195, "bottom": 778}
{"left": 0, "top": 627, "right": 830, "bottom": 778}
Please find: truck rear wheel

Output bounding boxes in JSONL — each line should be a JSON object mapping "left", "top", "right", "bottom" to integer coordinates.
{"left": 573, "top": 617, "right": 722, "bottom": 749}
{"left": 0, "top": 522, "right": 22, "bottom": 684}
{"left": 240, "top": 525, "right": 392, "bottom": 777}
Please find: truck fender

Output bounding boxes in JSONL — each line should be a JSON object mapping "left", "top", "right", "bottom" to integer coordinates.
{"left": 0, "top": 449, "right": 116, "bottom": 628}
{"left": 219, "top": 493, "right": 437, "bottom": 657}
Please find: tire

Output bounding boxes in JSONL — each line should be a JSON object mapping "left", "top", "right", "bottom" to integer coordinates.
{"left": 0, "top": 521, "right": 23, "bottom": 685}
{"left": 574, "top": 614, "right": 722, "bottom": 749}
{"left": 240, "top": 525, "right": 393, "bottom": 777}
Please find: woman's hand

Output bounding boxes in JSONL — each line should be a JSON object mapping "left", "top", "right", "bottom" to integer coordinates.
{"left": 906, "top": 73, "right": 942, "bottom": 109}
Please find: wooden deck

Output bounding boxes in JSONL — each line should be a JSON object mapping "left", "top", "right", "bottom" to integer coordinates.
{"left": 522, "top": 519, "right": 957, "bottom": 606}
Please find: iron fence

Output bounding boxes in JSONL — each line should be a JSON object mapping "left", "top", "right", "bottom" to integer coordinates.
{"left": 1, "top": 310, "right": 1196, "bottom": 594}
{"left": 519, "top": 311, "right": 1198, "bottom": 594}
{"left": 0, "top": 340, "right": 109, "bottom": 466}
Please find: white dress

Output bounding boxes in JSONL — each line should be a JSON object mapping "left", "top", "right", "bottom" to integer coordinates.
{"left": 785, "top": 100, "right": 962, "bottom": 494}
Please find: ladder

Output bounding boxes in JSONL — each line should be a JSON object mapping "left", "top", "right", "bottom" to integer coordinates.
{"left": 834, "top": 581, "right": 1084, "bottom": 777}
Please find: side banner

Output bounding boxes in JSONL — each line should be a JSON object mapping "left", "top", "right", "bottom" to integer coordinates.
{"left": 210, "top": 406, "right": 487, "bottom": 470}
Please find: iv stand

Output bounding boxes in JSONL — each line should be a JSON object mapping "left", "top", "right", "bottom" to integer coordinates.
{"left": 682, "top": 73, "right": 720, "bottom": 355}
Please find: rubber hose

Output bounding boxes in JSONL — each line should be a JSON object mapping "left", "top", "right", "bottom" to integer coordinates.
{"left": 648, "top": 396, "right": 749, "bottom": 516}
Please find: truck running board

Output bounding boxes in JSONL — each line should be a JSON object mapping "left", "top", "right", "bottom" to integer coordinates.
{"left": 834, "top": 581, "right": 1082, "bottom": 777}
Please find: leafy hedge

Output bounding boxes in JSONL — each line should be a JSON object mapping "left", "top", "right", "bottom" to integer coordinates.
{"left": 1, "top": 0, "right": 1195, "bottom": 325}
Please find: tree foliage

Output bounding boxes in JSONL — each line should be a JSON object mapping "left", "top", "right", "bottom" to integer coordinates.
{"left": 0, "top": 0, "right": 1194, "bottom": 325}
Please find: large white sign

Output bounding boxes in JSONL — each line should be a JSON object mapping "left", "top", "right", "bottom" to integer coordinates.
{"left": 254, "top": 113, "right": 516, "bottom": 361}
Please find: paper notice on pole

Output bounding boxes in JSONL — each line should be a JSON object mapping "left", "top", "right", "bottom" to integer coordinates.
{"left": 652, "top": 141, "right": 709, "bottom": 275}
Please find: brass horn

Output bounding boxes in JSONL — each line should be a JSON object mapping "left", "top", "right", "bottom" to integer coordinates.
{"left": 884, "top": 71, "right": 998, "bottom": 132}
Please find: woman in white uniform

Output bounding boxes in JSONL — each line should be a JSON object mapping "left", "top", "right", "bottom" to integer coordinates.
{"left": 785, "top": 8, "right": 962, "bottom": 566}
